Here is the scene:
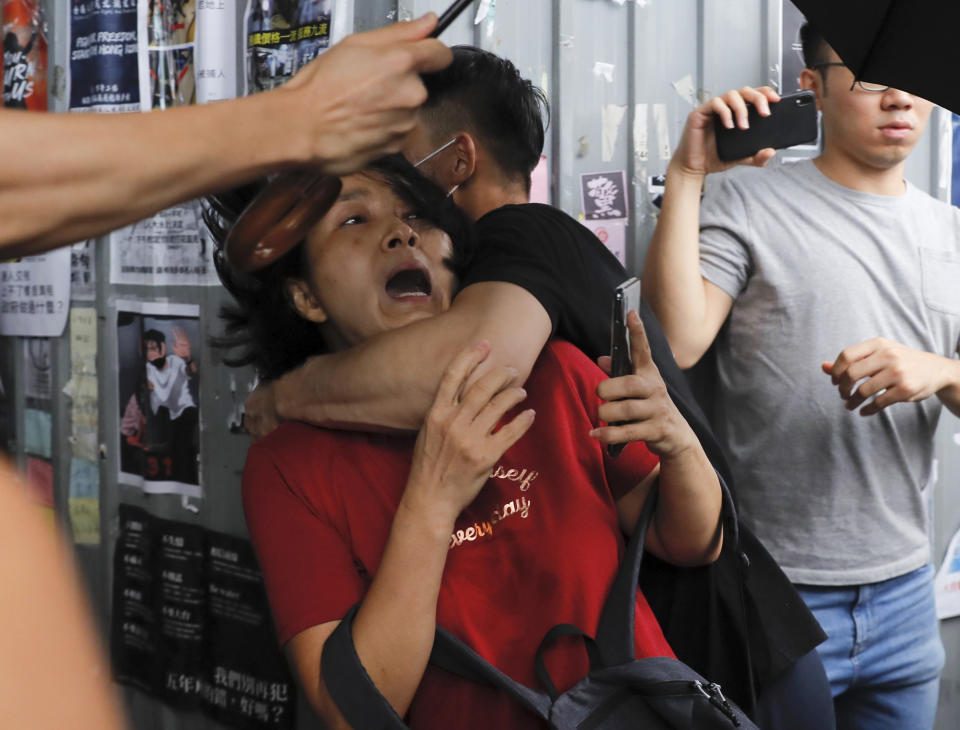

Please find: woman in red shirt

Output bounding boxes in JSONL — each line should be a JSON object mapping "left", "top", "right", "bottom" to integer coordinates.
{"left": 208, "top": 155, "right": 723, "bottom": 729}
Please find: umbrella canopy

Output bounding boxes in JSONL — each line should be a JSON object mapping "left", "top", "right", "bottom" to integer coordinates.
{"left": 790, "top": 0, "right": 960, "bottom": 114}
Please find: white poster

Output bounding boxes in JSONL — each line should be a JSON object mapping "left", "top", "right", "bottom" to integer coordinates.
{"left": 0, "top": 248, "right": 71, "bottom": 337}
{"left": 195, "top": 0, "right": 238, "bottom": 103}
{"left": 109, "top": 203, "right": 220, "bottom": 286}
{"left": 935, "top": 525, "right": 960, "bottom": 620}
{"left": 581, "top": 218, "right": 627, "bottom": 267}
{"left": 116, "top": 299, "right": 202, "bottom": 498}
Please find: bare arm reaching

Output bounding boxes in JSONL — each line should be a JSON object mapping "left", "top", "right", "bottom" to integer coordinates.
{"left": 0, "top": 460, "right": 126, "bottom": 730}
{"left": 244, "top": 281, "right": 552, "bottom": 437}
{"left": 641, "top": 86, "right": 780, "bottom": 368}
{"left": 284, "top": 344, "right": 534, "bottom": 726}
{"left": 0, "top": 14, "right": 451, "bottom": 256}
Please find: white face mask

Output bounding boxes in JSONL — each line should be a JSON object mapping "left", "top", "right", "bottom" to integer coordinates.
{"left": 413, "top": 137, "right": 460, "bottom": 197}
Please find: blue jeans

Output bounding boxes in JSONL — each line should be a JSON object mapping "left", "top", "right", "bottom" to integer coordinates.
{"left": 796, "top": 564, "right": 945, "bottom": 730}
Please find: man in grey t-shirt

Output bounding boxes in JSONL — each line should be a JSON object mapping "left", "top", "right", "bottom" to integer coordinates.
{"left": 642, "top": 22, "right": 960, "bottom": 730}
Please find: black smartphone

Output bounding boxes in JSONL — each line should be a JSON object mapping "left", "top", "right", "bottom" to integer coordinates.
{"left": 713, "top": 90, "right": 817, "bottom": 162}
{"left": 607, "top": 277, "right": 642, "bottom": 458}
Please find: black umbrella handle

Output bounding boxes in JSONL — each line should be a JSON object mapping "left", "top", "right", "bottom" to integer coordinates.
{"left": 431, "top": 0, "right": 474, "bottom": 37}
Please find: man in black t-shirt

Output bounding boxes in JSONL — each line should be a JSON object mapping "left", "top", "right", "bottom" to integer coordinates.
{"left": 243, "top": 46, "right": 829, "bottom": 725}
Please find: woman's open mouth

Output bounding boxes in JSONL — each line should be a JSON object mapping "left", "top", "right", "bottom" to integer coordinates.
{"left": 385, "top": 265, "right": 432, "bottom": 299}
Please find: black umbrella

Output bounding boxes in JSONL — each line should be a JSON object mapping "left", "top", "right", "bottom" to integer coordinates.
{"left": 790, "top": 0, "right": 960, "bottom": 114}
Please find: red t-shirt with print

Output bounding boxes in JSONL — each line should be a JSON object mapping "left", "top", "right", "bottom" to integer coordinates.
{"left": 243, "top": 341, "right": 672, "bottom": 729}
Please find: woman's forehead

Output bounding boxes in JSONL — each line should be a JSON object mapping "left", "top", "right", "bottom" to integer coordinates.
{"left": 336, "top": 172, "right": 397, "bottom": 202}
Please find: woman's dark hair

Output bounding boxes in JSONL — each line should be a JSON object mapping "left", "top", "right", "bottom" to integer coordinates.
{"left": 204, "top": 154, "right": 475, "bottom": 381}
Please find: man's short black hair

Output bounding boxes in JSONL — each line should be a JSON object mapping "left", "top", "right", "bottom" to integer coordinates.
{"left": 799, "top": 21, "right": 831, "bottom": 69}
{"left": 143, "top": 329, "right": 165, "bottom": 347}
{"left": 420, "top": 46, "right": 548, "bottom": 194}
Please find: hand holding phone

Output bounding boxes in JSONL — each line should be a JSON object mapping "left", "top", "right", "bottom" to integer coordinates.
{"left": 607, "top": 278, "right": 642, "bottom": 457}
{"left": 713, "top": 90, "right": 817, "bottom": 162}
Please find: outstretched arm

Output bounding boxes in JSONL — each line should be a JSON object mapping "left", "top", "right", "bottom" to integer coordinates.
{"left": 244, "top": 281, "right": 553, "bottom": 437}
{"left": 641, "top": 86, "right": 780, "bottom": 368}
{"left": 0, "top": 460, "right": 126, "bottom": 730}
{"left": 0, "top": 14, "right": 450, "bottom": 256}
{"left": 283, "top": 345, "right": 534, "bottom": 726}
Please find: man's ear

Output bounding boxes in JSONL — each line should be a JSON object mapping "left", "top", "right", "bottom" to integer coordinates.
{"left": 286, "top": 278, "right": 328, "bottom": 324}
{"left": 799, "top": 68, "right": 823, "bottom": 108}
{"left": 449, "top": 133, "right": 478, "bottom": 187}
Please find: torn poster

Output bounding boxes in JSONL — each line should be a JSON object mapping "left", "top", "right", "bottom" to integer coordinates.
{"left": 64, "top": 306, "right": 99, "bottom": 462}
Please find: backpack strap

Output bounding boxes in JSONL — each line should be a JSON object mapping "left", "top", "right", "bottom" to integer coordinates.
{"left": 321, "top": 604, "right": 409, "bottom": 730}
{"left": 432, "top": 628, "right": 553, "bottom": 719}
{"left": 533, "top": 623, "right": 602, "bottom": 700}
{"left": 322, "top": 604, "right": 552, "bottom": 726}
{"left": 595, "top": 472, "right": 739, "bottom": 668}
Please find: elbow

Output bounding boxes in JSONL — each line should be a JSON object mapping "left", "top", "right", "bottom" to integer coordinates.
{"left": 671, "top": 341, "right": 708, "bottom": 371}
{"left": 663, "top": 530, "right": 724, "bottom": 568}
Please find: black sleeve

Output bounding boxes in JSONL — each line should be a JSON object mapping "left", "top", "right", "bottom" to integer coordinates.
{"left": 461, "top": 206, "right": 565, "bottom": 333}
{"left": 460, "top": 205, "right": 626, "bottom": 361}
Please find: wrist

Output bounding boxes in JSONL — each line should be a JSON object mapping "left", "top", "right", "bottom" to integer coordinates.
{"left": 261, "top": 85, "right": 315, "bottom": 166}
{"left": 937, "top": 356, "right": 960, "bottom": 393}
{"left": 395, "top": 492, "right": 457, "bottom": 545}
{"left": 667, "top": 160, "right": 707, "bottom": 187}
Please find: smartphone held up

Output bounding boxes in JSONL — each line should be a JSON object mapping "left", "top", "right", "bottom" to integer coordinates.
{"left": 713, "top": 90, "right": 818, "bottom": 162}
{"left": 607, "top": 277, "right": 642, "bottom": 458}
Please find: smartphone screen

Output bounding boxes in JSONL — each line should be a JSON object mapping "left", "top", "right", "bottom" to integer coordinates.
{"left": 608, "top": 277, "right": 641, "bottom": 457}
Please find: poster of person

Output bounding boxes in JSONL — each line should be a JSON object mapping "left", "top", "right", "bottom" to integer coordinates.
{"left": 245, "top": 0, "right": 331, "bottom": 93}
{"left": 117, "top": 300, "right": 201, "bottom": 498}
{"left": 68, "top": 0, "right": 140, "bottom": 113}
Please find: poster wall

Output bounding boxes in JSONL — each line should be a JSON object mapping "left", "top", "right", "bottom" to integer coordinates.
{"left": 112, "top": 505, "right": 296, "bottom": 728}
{"left": 116, "top": 300, "right": 201, "bottom": 498}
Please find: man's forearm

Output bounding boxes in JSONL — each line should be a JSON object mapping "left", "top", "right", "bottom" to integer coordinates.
{"left": 640, "top": 166, "right": 712, "bottom": 367}
{"left": 0, "top": 93, "right": 306, "bottom": 255}
{"left": 270, "top": 283, "right": 551, "bottom": 432}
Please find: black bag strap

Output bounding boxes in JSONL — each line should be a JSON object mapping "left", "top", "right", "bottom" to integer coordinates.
{"left": 595, "top": 473, "right": 739, "bottom": 667}
{"left": 322, "top": 605, "right": 553, "bottom": 726}
{"left": 534, "top": 623, "right": 602, "bottom": 701}
{"left": 321, "top": 604, "right": 409, "bottom": 730}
